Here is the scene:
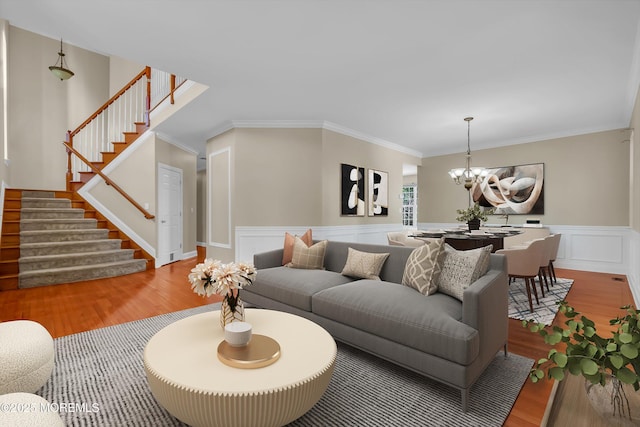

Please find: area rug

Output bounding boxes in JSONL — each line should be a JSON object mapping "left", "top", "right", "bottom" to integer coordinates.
{"left": 37, "top": 304, "right": 533, "bottom": 427}
{"left": 508, "top": 277, "right": 574, "bottom": 325}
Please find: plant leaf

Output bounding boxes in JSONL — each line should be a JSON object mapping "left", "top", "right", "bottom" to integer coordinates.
{"left": 580, "top": 359, "right": 599, "bottom": 376}
{"left": 621, "top": 343, "right": 639, "bottom": 359}
{"left": 553, "top": 352, "right": 568, "bottom": 368}
{"left": 549, "top": 367, "right": 565, "bottom": 381}
{"left": 609, "top": 354, "right": 624, "bottom": 370}
{"left": 616, "top": 367, "right": 638, "bottom": 385}
{"left": 619, "top": 332, "right": 633, "bottom": 344}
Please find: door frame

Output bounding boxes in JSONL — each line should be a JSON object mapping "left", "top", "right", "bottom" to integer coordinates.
{"left": 157, "top": 163, "right": 184, "bottom": 267}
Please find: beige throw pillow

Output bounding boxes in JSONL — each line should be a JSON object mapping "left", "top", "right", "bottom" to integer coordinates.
{"left": 289, "top": 237, "right": 328, "bottom": 270}
{"left": 436, "top": 244, "right": 493, "bottom": 301}
{"left": 341, "top": 248, "right": 390, "bottom": 280}
{"left": 282, "top": 229, "right": 313, "bottom": 265}
{"left": 401, "top": 238, "right": 445, "bottom": 295}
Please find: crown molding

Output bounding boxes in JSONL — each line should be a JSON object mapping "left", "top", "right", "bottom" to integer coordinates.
{"left": 207, "top": 120, "right": 423, "bottom": 158}
{"left": 155, "top": 131, "right": 199, "bottom": 156}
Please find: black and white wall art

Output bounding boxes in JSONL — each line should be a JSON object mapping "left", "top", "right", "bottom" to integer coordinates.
{"left": 368, "top": 169, "right": 389, "bottom": 216}
{"left": 341, "top": 163, "right": 365, "bottom": 216}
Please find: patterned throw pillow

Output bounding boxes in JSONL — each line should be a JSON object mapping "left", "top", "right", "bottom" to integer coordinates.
{"left": 289, "top": 237, "right": 328, "bottom": 269}
{"left": 341, "top": 247, "right": 390, "bottom": 280}
{"left": 282, "top": 229, "right": 313, "bottom": 265}
{"left": 436, "top": 244, "right": 493, "bottom": 301}
{"left": 401, "top": 238, "right": 446, "bottom": 295}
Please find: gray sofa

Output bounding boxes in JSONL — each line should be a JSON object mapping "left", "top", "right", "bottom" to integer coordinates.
{"left": 241, "top": 240, "right": 509, "bottom": 412}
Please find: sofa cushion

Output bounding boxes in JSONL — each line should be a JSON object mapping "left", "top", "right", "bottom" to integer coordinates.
{"left": 312, "top": 280, "right": 480, "bottom": 365}
{"left": 401, "top": 238, "right": 445, "bottom": 295}
{"left": 437, "top": 244, "right": 493, "bottom": 301}
{"left": 341, "top": 247, "right": 389, "bottom": 280}
{"left": 289, "top": 238, "right": 328, "bottom": 269}
{"left": 247, "top": 266, "right": 354, "bottom": 311}
{"left": 282, "top": 229, "right": 313, "bottom": 265}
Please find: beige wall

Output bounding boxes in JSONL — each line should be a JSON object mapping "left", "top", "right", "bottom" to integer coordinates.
{"left": 207, "top": 130, "right": 235, "bottom": 262}
{"left": 6, "top": 26, "right": 109, "bottom": 190}
{"left": 156, "top": 135, "right": 198, "bottom": 254}
{"left": 87, "top": 132, "right": 197, "bottom": 255}
{"left": 419, "top": 129, "right": 630, "bottom": 226}
{"left": 205, "top": 126, "right": 422, "bottom": 259}
{"left": 630, "top": 86, "right": 640, "bottom": 233}
{"left": 0, "top": 20, "right": 8, "bottom": 189}
{"left": 109, "top": 56, "right": 143, "bottom": 97}
{"left": 235, "top": 128, "right": 323, "bottom": 226}
{"left": 89, "top": 133, "right": 157, "bottom": 245}
{"left": 197, "top": 170, "right": 207, "bottom": 243}
{"left": 320, "top": 129, "right": 420, "bottom": 225}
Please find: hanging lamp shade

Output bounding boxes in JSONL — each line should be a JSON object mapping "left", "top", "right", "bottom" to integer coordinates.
{"left": 49, "top": 39, "right": 74, "bottom": 81}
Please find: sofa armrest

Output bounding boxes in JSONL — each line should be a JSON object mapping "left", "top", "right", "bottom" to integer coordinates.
{"left": 254, "top": 249, "right": 284, "bottom": 269}
{"left": 462, "top": 254, "right": 509, "bottom": 361}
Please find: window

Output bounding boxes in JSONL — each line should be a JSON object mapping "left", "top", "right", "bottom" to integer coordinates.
{"left": 402, "top": 185, "right": 417, "bottom": 227}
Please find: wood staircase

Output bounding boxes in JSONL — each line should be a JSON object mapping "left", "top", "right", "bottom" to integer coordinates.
{"left": 0, "top": 189, "right": 153, "bottom": 290}
{"left": 70, "top": 122, "right": 148, "bottom": 190}
{"left": 0, "top": 121, "right": 154, "bottom": 291}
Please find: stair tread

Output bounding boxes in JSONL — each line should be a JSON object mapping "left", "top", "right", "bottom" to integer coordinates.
{"left": 19, "top": 259, "right": 146, "bottom": 277}
{"left": 21, "top": 239, "right": 122, "bottom": 248}
{"left": 19, "top": 249, "right": 133, "bottom": 262}
{"left": 20, "top": 229, "right": 106, "bottom": 235}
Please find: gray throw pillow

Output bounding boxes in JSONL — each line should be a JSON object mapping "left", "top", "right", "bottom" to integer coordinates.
{"left": 436, "top": 244, "right": 493, "bottom": 301}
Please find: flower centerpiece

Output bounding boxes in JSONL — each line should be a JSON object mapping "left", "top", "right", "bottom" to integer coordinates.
{"left": 524, "top": 301, "right": 640, "bottom": 423}
{"left": 188, "top": 259, "right": 257, "bottom": 329}
{"left": 456, "top": 202, "right": 494, "bottom": 231}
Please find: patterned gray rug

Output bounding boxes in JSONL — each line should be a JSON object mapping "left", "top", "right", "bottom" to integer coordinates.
{"left": 508, "top": 277, "right": 574, "bottom": 325}
{"left": 37, "top": 304, "right": 533, "bottom": 427}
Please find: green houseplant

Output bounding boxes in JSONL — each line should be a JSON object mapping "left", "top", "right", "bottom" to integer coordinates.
{"left": 524, "top": 301, "right": 640, "bottom": 422}
{"left": 456, "top": 202, "right": 494, "bottom": 230}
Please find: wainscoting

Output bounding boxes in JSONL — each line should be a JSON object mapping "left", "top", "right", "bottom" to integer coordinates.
{"left": 235, "top": 224, "right": 639, "bottom": 304}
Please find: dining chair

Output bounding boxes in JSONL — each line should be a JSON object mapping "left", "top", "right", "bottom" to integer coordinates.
{"left": 547, "top": 233, "right": 562, "bottom": 284}
{"left": 496, "top": 242, "right": 544, "bottom": 313}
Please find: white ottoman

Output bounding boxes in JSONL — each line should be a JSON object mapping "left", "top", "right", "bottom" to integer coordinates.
{"left": 0, "top": 393, "right": 64, "bottom": 426}
{"left": 0, "top": 320, "right": 54, "bottom": 395}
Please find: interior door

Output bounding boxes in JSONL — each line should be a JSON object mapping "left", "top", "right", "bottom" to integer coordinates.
{"left": 158, "top": 164, "right": 183, "bottom": 266}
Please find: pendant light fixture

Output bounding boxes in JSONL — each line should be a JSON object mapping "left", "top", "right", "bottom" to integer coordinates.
{"left": 448, "top": 117, "right": 487, "bottom": 191}
{"left": 49, "top": 39, "right": 74, "bottom": 81}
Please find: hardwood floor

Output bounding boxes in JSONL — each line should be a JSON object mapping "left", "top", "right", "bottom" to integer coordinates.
{"left": 0, "top": 255, "right": 633, "bottom": 426}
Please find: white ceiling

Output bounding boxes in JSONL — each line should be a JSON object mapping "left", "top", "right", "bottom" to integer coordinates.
{"left": 3, "top": 0, "right": 640, "bottom": 159}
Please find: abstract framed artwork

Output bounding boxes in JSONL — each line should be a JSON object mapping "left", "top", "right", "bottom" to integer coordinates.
{"left": 472, "top": 162, "right": 544, "bottom": 215}
{"left": 341, "top": 163, "right": 365, "bottom": 216}
{"left": 368, "top": 169, "right": 389, "bottom": 216}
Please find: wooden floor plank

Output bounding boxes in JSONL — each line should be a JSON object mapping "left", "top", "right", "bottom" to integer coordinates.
{"left": 0, "top": 258, "right": 634, "bottom": 425}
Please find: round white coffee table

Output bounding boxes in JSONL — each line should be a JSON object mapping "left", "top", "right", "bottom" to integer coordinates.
{"left": 144, "top": 309, "right": 336, "bottom": 427}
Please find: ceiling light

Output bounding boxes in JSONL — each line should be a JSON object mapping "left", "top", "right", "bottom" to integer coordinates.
{"left": 448, "top": 117, "right": 487, "bottom": 191}
{"left": 49, "top": 39, "right": 74, "bottom": 81}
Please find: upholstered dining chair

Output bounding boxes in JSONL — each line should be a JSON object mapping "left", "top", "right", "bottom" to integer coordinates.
{"left": 386, "top": 231, "right": 425, "bottom": 247}
{"left": 547, "top": 233, "right": 562, "bottom": 284}
{"left": 496, "top": 241, "right": 544, "bottom": 313}
{"left": 536, "top": 236, "right": 555, "bottom": 295}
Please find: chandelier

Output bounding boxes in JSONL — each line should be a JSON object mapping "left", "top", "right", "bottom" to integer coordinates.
{"left": 48, "top": 39, "right": 74, "bottom": 81}
{"left": 448, "top": 117, "right": 487, "bottom": 190}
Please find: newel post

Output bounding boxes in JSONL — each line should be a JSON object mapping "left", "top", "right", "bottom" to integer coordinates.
{"left": 65, "top": 130, "right": 73, "bottom": 191}
{"left": 170, "top": 74, "right": 176, "bottom": 104}
{"left": 145, "top": 66, "right": 151, "bottom": 127}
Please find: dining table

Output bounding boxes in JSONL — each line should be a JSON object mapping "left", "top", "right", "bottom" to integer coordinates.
{"left": 411, "top": 227, "right": 524, "bottom": 253}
